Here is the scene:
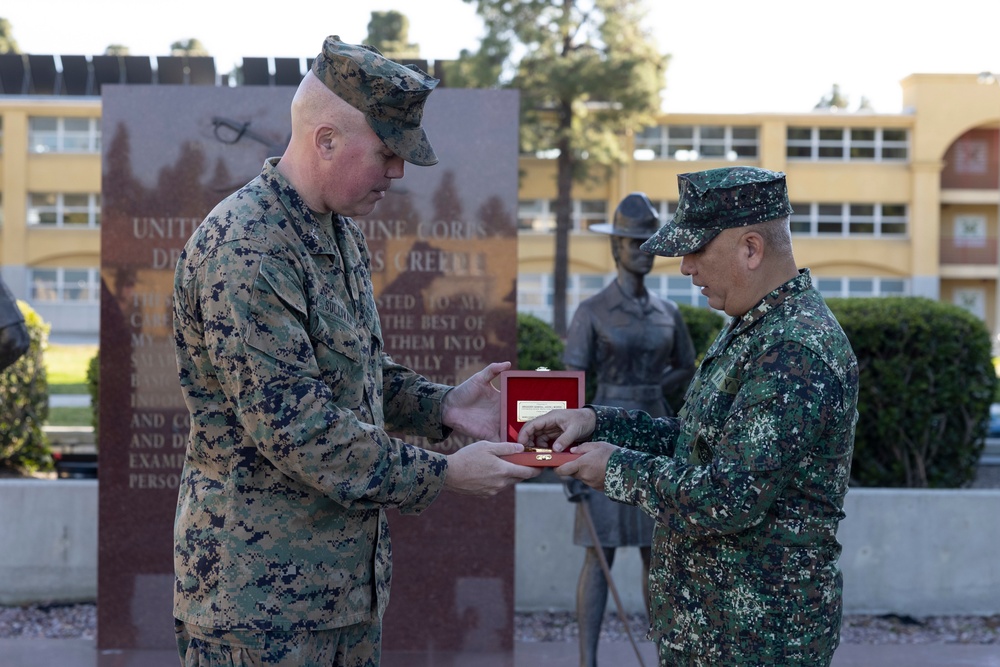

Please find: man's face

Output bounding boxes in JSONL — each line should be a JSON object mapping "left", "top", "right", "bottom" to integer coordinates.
{"left": 679, "top": 227, "right": 749, "bottom": 316}
{"left": 324, "top": 121, "right": 405, "bottom": 218}
{"left": 616, "top": 237, "right": 654, "bottom": 276}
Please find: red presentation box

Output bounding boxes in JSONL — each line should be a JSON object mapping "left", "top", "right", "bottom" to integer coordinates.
{"left": 499, "top": 369, "right": 585, "bottom": 467}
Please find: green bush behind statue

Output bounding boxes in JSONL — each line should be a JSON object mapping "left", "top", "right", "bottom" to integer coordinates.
{"left": 0, "top": 301, "right": 52, "bottom": 474}
{"left": 828, "top": 296, "right": 996, "bottom": 488}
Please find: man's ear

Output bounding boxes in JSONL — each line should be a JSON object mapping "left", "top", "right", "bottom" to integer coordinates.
{"left": 315, "top": 125, "right": 337, "bottom": 157}
{"left": 743, "top": 231, "right": 764, "bottom": 270}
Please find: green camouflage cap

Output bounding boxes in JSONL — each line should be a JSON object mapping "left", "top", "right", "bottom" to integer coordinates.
{"left": 640, "top": 166, "right": 793, "bottom": 257}
{"left": 312, "top": 35, "right": 439, "bottom": 166}
{"left": 590, "top": 192, "right": 660, "bottom": 239}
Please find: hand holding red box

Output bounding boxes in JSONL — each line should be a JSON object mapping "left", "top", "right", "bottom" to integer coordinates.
{"left": 499, "top": 369, "right": 585, "bottom": 467}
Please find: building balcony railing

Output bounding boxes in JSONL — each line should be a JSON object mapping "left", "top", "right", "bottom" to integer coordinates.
{"left": 939, "top": 236, "right": 999, "bottom": 265}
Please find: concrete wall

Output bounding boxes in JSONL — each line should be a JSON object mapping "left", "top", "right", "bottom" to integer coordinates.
{"left": 516, "top": 485, "right": 1000, "bottom": 617}
{"left": 0, "top": 479, "right": 97, "bottom": 605}
{"left": 2, "top": 480, "right": 999, "bottom": 617}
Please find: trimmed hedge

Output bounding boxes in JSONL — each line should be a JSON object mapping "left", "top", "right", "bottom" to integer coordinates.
{"left": 87, "top": 350, "right": 100, "bottom": 449}
{"left": 0, "top": 301, "right": 52, "bottom": 474}
{"left": 516, "top": 312, "right": 565, "bottom": 371}
{"left": 677, "top": 303, "right": 726, "bottom": 361}
{"left": 828, "top": 296, "right": 996, "bottom": 488}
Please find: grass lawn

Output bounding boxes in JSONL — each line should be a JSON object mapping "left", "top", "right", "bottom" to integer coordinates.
{"left": 44, "top": 343, "right": 98, "bottom": 427}
{"left": 45, "top": 343, "right": 97, "bottom": 393}
{"left": 47, "top": 406, "right": 94, "bottom": 427}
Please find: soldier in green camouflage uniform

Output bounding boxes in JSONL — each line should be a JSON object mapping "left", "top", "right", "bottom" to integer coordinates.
{"left": 519, "top": 167, "right": 859, "bottom": 666}
{"left": 172, "top": 36, "right": 538, "bottom": 667}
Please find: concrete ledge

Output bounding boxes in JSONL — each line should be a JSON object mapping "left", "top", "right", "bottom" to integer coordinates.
{"left": 839, "top": 488, "right": 1000, "bottom": 615}
{"left": 515, "top": 484, "right": 1000, "bottom": 616}
{"left": 0, "top": 479, "right": 97, "bottom": 605}
{"left": 2, "top": 481, "right": 999, "bottom": 616}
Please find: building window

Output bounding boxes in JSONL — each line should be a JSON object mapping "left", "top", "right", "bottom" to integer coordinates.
{"left": 953, "top": 215, "right": 987, "bottom": 247}
{"left": 647, "top": 274, "right": 712, "bottom": 308}
{"left": 649, "top": 200, "right": 678, "bottom": 224}
{"left": 786, "top": 127, "right": 908, "bottom": 161}
{"left": 953, "top": 288, "right": 987, "bottom": 320}
{"left": 28, "top": 116, "right": 102, "bottom": 153}
{"left": 517, "top": 273, "right": 615, "bottom": 324}
{"left": 29, "top": 268, "right": 100, "bottom": 303}
{"left": 634, "top": 124, "right": 759, "bottom": 161}
{"left": 814, "top": 277, "right": 908, "bottom": 298}
{"left": 517, "top": 199, "right": 608, "bottom": 233}
{"left": 27, "top": 193, "right": 101, "bottom": 228}
{"left": 789, "top": 202, "right": 907, "bottom": 237}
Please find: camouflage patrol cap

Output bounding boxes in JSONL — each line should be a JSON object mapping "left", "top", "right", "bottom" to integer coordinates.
{"left": 640, "top": 166, "right": 793, "bottom": 257}
{"left": 590, "top": 192, "right": 660, "bottom": 239}
{"left": 312, "top": 35, "right": 439, "bottom": 166}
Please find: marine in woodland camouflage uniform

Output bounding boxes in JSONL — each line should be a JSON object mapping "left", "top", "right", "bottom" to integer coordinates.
{"left": 522, "top": 167, "right": 859, "bottom": 666}
{"left": 172, "top": 36, "right": 536, "bottom": 666}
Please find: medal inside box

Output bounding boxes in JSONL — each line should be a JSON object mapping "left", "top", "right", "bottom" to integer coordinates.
{"left": 499, "top": 370, "right": 585, "bottom": 467}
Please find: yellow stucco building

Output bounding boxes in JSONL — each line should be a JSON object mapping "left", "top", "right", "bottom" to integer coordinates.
{"left": 2, "top": 55, "right": 1000, "bottom": 349}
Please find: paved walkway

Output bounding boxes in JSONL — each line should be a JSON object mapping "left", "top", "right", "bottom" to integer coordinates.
{"left": 2, "top": 638, "right": 998, "bottom": 666}
{"left": 49, "top": 394, "right": 91, "bottom": 408}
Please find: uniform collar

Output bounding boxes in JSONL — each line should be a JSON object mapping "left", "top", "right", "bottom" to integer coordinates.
{"left": 723, "top": 268, "right": 813, "bottom": 341}
{"left": 260, "top": 157, "right": 339, "bottom": 256}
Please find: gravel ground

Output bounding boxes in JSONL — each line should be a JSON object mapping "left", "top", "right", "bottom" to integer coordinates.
{"left": 1, "top": 604, "right": 998, "bottom": 645}
{"left": 514, "top": 611, "right": 1000, "bottom": 645}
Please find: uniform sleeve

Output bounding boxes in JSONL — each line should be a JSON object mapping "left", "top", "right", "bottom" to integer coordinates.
{"left": 592, "top": 404, "right": 680, "bottom": 456}
{"left": 604, "top": 342, "right": 845, "bottom": 535}
{"left": 381, "top": 353, "right": 451, "bottom": 441}
{"left": 194, "top": 242, "right": 446, "bottom": 515}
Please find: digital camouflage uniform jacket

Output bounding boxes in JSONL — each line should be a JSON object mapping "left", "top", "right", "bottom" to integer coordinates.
{"left": 172, "top": 158, "right": 450, "bottom": 632}
{"left": 599, "top": 270, "right": 859, "bottom": 665}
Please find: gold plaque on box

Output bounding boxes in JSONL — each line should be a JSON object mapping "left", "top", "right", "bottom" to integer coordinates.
{"left": 516, "top": 400, "right": 567, "bottom": 422}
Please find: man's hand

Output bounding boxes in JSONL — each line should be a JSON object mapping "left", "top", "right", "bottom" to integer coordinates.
{"left": 444, "top": 440, "right": 541, "bottom": 495}
{"left": 517, "top": 407, "right": 597, "bottom": 452}
{"left": 554, "top": 441, "right": 618, "bottom": 492}
{"left": 441, "top": 361, "right": 510, "bottom": 440}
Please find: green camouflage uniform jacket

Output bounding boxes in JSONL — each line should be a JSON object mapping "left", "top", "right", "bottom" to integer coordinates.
{"left": 172, "top": 158, "right": 450, "bottom": 632}
{"left": 599, "top": 269, "right": 859, "bottom": 665}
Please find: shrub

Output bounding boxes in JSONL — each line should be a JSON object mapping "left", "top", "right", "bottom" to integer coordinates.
{"left": 87, "top": 350, "right": 100, "bottom": 448}
{"left": 677, "top": 303, "right": 726, "bottom": 361}
{"left": 827, "top": 296, "right": 997, "bottom": 488}
{"left": 0, "top": 301, "right": 52, "bottom": 474}
{"left": 516, "top": 312, "right": 565, "bottom": 371}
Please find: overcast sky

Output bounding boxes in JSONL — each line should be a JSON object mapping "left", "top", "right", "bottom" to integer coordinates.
{"left": 6, "top": 0, "right": 1000, "bottom": 114}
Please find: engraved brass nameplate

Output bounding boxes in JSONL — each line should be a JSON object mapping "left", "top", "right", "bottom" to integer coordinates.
{"left": 516, "top": 400, "right": 566, "bottom": 422}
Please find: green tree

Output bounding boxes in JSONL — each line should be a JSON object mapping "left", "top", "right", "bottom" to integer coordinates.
{"left": 456, "top": 0, "right": 667, "bottom": 335}
{"left": 0, "top": 17, "right": 20, "bottom": 54}
{"left": 170, "top": 38, "right": 210, "bottom": 56}
{"left": 814, "top": 83, "right": 850, "bottom": 110}
{"left": 105, "top": 44, "right": 130, "bottom": 56}
{"left": 366, "top": 10, "right": 419, "bottom": 59}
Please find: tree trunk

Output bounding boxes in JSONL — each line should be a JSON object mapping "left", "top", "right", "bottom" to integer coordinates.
{"left": 552, "top": 110, "right": 574, "bottom": 336}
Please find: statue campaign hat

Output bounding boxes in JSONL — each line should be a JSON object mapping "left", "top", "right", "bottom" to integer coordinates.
{"left": 641, "top": 166, "right": 793, "bottom": 257}
{"left": 312, "top": 35, "right": 439, "bottom": 166}
{"left": 590, "top": 192, "right": 660, "bottom": 239}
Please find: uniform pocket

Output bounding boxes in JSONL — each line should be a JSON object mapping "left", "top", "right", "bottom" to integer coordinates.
{"left": 244, "top": 258, "right": 314, "bottom": 369}
{"left": 312, "top": 307, "right": 365, "bottom": 407}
